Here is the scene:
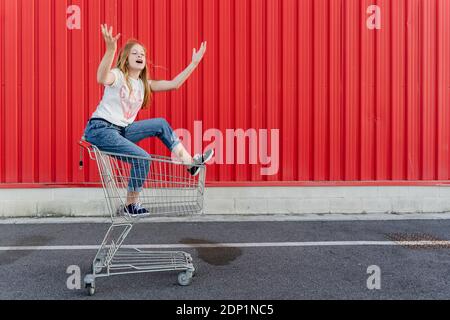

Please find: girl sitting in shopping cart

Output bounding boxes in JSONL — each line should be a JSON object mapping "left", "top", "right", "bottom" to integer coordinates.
{"left": 83, "top": 24, "right": 213, "bottom": 216}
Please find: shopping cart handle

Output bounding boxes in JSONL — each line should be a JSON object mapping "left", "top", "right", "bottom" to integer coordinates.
{"left": 79, "top": 138, "right": 93, "bottom": 150}
{"left": 78, "top": 137, "right": 96, "bottom": 169}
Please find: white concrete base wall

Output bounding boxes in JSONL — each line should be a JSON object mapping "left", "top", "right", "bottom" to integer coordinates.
{"left": 1, "top": 186, "right": 450, "bottom": 217}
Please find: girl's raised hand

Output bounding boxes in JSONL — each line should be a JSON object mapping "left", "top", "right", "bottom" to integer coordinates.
{"left": 192, "top": 41, "right": 207, "bottom": 65}
{"left": 101, "top": 24, "right": 121, "bottom": 51}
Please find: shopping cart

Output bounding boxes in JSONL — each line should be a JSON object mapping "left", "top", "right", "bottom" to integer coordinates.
{"left": 78, "top": 139, "right": 206, "bottom": 296}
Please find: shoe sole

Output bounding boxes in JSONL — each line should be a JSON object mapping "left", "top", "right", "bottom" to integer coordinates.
{"left": 129, "top": 212, "right": 151, "bottom": 217}
{"left": 202, "top": 150, "right": 214, "bottom": 164}
{"left": 190, "top": 150, "right": 214, "bottom": 177}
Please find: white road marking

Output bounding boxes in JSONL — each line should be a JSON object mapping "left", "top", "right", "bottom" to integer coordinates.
{"left": 1, "top": 240, "right": 450, "bottom": 251}
{"left": 3, "top": 213, "right": 450, "bottom": 224}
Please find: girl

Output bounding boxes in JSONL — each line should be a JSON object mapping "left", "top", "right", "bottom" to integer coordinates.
{"left": 83, "top": 24, "right": 213, "bottom": 216}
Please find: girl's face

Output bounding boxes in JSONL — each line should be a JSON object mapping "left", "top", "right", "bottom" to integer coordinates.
{"left": 127, "top": 44, "right": 146, "bottom": 71}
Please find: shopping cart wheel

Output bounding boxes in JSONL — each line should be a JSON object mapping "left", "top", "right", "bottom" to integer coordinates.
{"left": 177, "top": 271, "right": 193, "bottom": 286}
{"left": 86, "top": 283, "right": 96, "bottom": 296}
{"left": 84, "top": 274, "right": 96, "bottom": 296}
{"left": 93, "top": 260, "right": 103, "bottom": 274}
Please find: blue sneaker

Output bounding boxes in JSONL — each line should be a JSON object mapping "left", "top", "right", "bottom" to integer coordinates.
{"left": 188, "top": 149, "right": 214, "bottom": 176}
{"left": 125, "top": 202, "right": 150, "bottom": 216}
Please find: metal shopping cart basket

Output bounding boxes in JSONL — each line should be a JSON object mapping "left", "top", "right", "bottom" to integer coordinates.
{"left": 79, "top": 139, "right": 206, "bottom": 296}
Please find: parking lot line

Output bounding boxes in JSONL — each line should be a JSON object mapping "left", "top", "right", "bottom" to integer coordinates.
{"left": 1, "top": 240, "right": 450, "bottom": 251}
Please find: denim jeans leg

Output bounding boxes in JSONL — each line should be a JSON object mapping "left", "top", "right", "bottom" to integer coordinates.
{"left": 84, "top": 120, "right": 151, "bottom": 193}
{"left": 126, "top": 156, "right": 150, "bottom": 193}
{"left": 124, "top": 118, "right": 181, "bottom": 151}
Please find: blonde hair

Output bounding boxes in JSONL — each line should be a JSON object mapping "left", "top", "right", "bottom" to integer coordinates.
{"left": 115, "top": 38, "right": 152, "bottom": 109}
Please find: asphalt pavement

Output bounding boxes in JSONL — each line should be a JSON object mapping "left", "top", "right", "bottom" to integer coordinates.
{"left": 0, "top": 215, "right": 450, "bottom": 300}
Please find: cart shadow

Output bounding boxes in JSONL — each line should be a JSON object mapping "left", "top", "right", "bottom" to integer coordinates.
{"left": 179, "top": 238, "right": 242, "bottom": 266}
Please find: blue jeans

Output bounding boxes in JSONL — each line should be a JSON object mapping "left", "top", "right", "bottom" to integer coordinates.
{"left": 83, "top": 117, "right": 181, "bottom": 192}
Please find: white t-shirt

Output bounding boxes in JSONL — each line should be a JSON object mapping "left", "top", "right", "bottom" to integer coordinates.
{"left": 91, "top": 68, "right": 149, "bottom": 127}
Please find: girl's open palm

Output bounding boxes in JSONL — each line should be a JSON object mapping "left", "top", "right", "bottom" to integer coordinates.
{"left": 192, "top": 41, "right": 207, "bottom": 65}
{"left": 101, "top": 24, "right": 121, "bottom": 51}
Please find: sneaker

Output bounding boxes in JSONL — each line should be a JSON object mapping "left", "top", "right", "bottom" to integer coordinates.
{"left": 188, "top": 149, "right": 214, "bottom": 176}
{"left": 124, "top": 202, "right": 150, "bottom": 217}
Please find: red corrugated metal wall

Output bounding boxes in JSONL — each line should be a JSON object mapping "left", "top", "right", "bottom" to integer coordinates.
{"left": 0, "top": 0, "right": 449, "bottom": 187}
